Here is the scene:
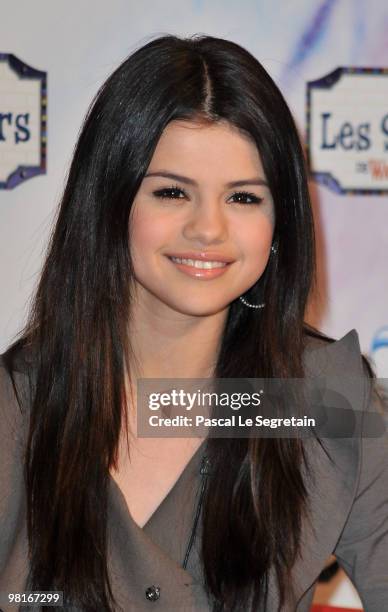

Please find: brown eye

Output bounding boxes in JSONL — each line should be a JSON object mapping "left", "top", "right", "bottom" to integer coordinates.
{"left": 229, "top": 191, "right": 263, "bottom": 205}
{"left": 153, "top": 185, "right": 187, "bottom": 200}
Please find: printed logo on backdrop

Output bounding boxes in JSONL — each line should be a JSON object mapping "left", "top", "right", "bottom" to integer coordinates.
{"left": 0, "top": 54, "right": 46, "bottom": 189}
{"left": 306, "top": 67, "right": 388, "bottom": 194}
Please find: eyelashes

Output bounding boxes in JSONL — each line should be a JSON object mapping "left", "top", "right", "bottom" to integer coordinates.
{"left": 152, "top": 184, "right": 264, "bottom": 205}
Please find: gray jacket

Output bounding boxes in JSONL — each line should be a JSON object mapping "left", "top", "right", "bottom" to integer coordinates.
{"left": 1, "top": 329, "right": 388, "bottom": 611}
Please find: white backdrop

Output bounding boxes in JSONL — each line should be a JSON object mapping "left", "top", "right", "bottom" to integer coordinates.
{"left": 1, "top": 1, "right": 387, "bottom": 607}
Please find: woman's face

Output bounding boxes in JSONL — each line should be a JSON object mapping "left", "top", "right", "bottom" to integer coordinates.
{"left": 130, "top": 119, "right": 275, "bottom": 317}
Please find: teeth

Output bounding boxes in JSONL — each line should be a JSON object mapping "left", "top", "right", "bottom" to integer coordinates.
{"left": 170, "top": 257, "right": 227, "bottom": 269}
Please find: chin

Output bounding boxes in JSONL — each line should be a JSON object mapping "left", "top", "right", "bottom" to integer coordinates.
{"left": 170, "top": 300, "right": 230, "bottom": 317}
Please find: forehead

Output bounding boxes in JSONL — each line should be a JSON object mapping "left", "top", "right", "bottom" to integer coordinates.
{"left": 149, "top": 119, "right": 265, "bottom": 176}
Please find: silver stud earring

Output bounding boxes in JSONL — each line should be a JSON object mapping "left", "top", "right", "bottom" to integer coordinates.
{"left": 239, "top": 243, "right": 277, "bottom": 309}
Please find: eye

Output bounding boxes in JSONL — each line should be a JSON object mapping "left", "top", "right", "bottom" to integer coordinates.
{"left": 152, "top": 185, "right": 187, "bottom": 200}
{"left": 229, "top": 191, "right": 263, "bottom": 205}
{"left": 152, "top": 186, "right": 264, "bottom": 205}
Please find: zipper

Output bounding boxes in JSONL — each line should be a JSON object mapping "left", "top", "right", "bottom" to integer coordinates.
{"left": 182, "top": 455, "right": 211, "bottom": 569}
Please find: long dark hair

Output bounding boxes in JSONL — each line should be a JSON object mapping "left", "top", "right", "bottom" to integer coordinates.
{"left": 4, "top": 34, "right": 319, "bottom": 610}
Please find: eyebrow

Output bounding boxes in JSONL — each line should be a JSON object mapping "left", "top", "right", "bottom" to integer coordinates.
{"left": 143, "top": 171, "right": 268, "bottom": 188}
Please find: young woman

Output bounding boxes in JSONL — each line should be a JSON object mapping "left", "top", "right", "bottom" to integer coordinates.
{"left": 1, "top": 34, "right": 387, "bottom": 612}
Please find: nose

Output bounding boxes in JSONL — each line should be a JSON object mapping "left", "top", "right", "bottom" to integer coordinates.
{"left": 182, "top": 199, "right": 229, "bottom": 245}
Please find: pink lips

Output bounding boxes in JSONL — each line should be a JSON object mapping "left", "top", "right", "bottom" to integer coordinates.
{"left": 166, "top": 252, "right": 234, "bottom": 280}
{"left": 166, "top": 251, "right": 235, "bottom": 263}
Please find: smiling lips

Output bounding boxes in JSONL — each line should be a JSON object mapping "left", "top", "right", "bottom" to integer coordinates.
{"left": 166, "top": 251, "right": 234, "bottom": 279}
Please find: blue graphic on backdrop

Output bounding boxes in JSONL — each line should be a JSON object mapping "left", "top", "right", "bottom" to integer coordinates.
{"left": 280, "top": 0, "right": 336, "bottom": 88}
{"left": 370, "top": 326, "right": 388, "bottom": 378}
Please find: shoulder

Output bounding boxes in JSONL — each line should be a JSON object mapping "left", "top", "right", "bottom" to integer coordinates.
{"left": 0, "top": 338, "right": 36, "bottom": 376}
{"left": 302, "top": 327, "right": 365, "bottom": 379}
{"left": 292, "top": 330, "right": 388, "bottom": 598}
{"left": 302, "top": 327, "right": 373, "bottom": 437}
{"left": 0, "top": 347, "right": 32, "bottom": 580}
{"left": 0, "top": 339, "right": 36, "bottom": 394}
{"left": 0, "top": 342, "right": 34, "bottom": 437}
{"left": 302, "top": 328, "right": 380, "bottom": 444}
{"left": 301, "top": 328, "right": 383, "bottom": 525}
{"left": 301, "top": 327, "right": 377, "bottom": 466}
{"left": 301, "top": 328, "right": 388, "bottom": 539}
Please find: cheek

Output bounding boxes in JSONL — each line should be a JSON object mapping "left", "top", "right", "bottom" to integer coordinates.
{"left": 237, "top": 216, "right": 274, "bottom": 259}
{"left": 130, "top": 207, "right": 170, "bottom": 256}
